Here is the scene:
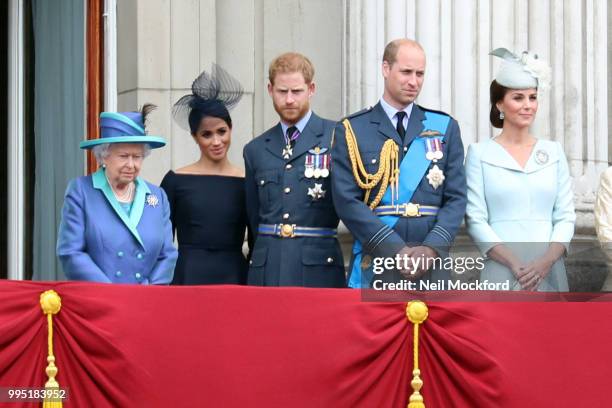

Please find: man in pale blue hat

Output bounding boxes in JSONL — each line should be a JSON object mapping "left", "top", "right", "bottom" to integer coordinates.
{"left": 57, "top": 104, "right": 177, "bottom": 284}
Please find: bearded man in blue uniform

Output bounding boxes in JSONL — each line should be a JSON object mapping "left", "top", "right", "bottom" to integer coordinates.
{"left": 332, "top": 39, "right": 467, "bottom": 288}
{"left": 243, "top": 52, "right": 344, "bottom": 287}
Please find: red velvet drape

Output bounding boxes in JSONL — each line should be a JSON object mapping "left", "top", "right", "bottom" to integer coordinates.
{"left": 0, "top": 281, "right": 611, "bottom": 407}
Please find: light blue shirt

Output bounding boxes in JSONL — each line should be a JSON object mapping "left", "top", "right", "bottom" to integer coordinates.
{"left": 280, "top": 110, "right": 313, "bottom": 138}
{"left": 380, "top": 97, "right": 413, "bottom": 132}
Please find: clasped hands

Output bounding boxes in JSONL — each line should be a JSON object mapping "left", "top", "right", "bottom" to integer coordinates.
{"left": 397, "top": 245, "right": 438, "bottom": 279}
{"left": 510, "top": 257, "right": 554, "bottom": 291}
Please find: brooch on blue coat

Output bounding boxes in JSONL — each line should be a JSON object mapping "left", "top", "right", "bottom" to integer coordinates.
{"left": 146, "top": 194, "right": 159, "bottom": 207}
{"left": 534, "top": 149, "right": 549, "bottom": 165}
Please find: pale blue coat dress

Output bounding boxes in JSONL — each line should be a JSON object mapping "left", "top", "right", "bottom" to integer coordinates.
{"left": 465, "top": 138, "right": 576, "bottom": 291}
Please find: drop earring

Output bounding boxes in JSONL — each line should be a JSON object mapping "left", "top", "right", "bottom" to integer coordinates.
{"left": 499, "top": 111, "right": 505, "bottom": 120}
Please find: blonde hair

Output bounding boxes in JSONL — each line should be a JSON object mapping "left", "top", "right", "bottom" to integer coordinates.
{"left": 268, "top": 52, "right": 315, "bottom": 85}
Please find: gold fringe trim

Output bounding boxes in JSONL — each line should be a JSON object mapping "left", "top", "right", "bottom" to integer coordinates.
{"left": 40, "top": 290, "right": 63, "bottom": 408}
{"left": 406, "top": 301, "right": 429, "bottom": 408}
{"left": 342, "top": 119, "right": 399, "bottom": 209}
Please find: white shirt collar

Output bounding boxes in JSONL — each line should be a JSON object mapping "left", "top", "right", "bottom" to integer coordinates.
{"left": 380, "top": 97, "right": 413, "bottom": 129}
{"left": 280, "top": 110, "right": 313, "bottom": 137}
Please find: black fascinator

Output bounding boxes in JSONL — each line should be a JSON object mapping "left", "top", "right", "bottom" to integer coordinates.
{"left": 172, "top": 64, "right": 244, "bottom": 133}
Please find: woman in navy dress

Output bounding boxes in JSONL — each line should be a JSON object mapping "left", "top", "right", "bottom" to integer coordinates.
{"left": 161, "top": 65, "right": 249, "bottom": 285}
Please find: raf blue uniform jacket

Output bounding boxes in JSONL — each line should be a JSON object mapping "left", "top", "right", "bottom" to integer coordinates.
{"left": 57, "top": 168, "right": 177, "bottom": 284}
{"left": 331, "top": 102, "right": 467, "bottom": 283}
{"left": 243, "top": 112, "right": 345, "bottom": 287}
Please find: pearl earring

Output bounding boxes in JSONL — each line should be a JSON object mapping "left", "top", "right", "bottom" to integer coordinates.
{"left": 102, "top": 163, "right": 106, "bottom": 169}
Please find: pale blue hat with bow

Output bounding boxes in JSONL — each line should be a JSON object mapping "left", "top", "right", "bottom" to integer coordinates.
{"left": 490, "top": 48, "right": 551, "bottom": 91}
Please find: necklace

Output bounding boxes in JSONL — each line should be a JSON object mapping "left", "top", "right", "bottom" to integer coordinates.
{"left": 106, "top": 174, "right": 135, "bottom": 202}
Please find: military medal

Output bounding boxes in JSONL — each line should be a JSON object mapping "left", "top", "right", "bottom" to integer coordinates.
{"left": 425, "top": 137, "right": 444, "bottom": 162}
{"left": 146, "top": 194, "right": 159, "bottom": 207}
{"left": 320, "top": 154, "right": 330, "bottom": 178}
{"left": 426, "top": 164, "right": 445, "bottom": 190}
{"left": 307, "top": 147, "right": 330, "bottom": 179}
{"left": 535, "top": 149, "right": 549, "bottom": 165}
{"left": 283, "top": 126, "right": 301, "bottom": 159}
{"left": 308, "top": 183, "right": 326, "bottom": 200}
{"left": 282, "top": 145, "right": 293, "bottom": 160}
{"left": 305, "top": 155, "right": 315, "bottom": 178}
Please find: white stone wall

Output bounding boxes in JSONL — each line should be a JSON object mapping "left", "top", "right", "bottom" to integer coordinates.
{"left": 117, "top": 0, "right": 343, "bottom": 185}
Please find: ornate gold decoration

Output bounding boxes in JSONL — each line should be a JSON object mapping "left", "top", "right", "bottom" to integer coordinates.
{"left": 419, "top": 130, "right": 441, "bottom": 137}
{"left": 402, "top": 203, "right": 420, "bottom": 217}
{"left": 40, "top": 290, "right": 63, "bottom": 408}
{"left": 406, "top": 301, "right": 429, "bottom": 408}
{"left": 280, "top": 224, "right": 295, "bottom": 238}
{"left": 343, "top": 119, "right": 400, "bottom": 209}
{"left": 360, "top": 254, "right": 373, "bottom": 269}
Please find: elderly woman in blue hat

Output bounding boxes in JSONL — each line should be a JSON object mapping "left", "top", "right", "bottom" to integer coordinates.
{"left": 465, "top": 49, "right": 575, "bottom": 291}
{"left": 57, "top": 104, "right": 177, "bottom": 284}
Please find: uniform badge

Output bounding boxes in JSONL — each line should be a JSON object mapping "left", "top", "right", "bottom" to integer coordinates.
{"left": 424, "top": 137, "right": 444, "bottom": 162}
{"left": 420, "top": 129, "right": 442, "bottom": 137}
{"left": 305, "top": 147, "right": 331, "bottom": 179}
{"left": 534, "top": 149, "right": 549, "bottom": 165}
{"left": 282, "top": 145, "right": 293, "bottom": 160}
{"left": 307, "top": 183, "right": 326, "bottom": 200}
{"left": 146, "top": 194, "right": 159, "bottom": 207}
{"left": 426, "top": 165, "right": 445, "bottom": 190}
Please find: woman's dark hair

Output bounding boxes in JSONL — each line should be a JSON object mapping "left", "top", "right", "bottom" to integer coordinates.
{"left": 489, "top": 80, "right": 510, "bottom": 129}
{"left": 187, "top": 100, "right": 233, "bottom": 134}
{"left": 173, "top": 64, "right": 243, "bottom": 135}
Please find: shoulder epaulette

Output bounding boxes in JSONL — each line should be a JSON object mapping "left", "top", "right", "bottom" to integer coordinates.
{"left": 418, "top": 104, "right": 453, "bottom": 119}
{"left": 344, "top": 105, "right": 374, "bottom": 120}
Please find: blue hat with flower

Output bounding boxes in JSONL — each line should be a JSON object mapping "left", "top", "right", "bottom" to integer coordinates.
{"left": 79, "top": 109, "right": 166, "bottom": 149}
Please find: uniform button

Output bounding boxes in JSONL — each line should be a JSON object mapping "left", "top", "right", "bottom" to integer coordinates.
{"left": 327, "top": 257, "right": 334, "bottom": 263}
{"left": 135, "top": 273, "right": 142, "bottom": 280}
{"left": 115, "top": 271, "right": 122, "bottom": 277}
{"left": 249, "top": 260, "right": 253, "bottom": 265}
{"left": 117, "top": 251, "right": 124, "bottom": 257}
{"left": 260, "top": 179, "right": 265, "bottom": 185}
{"left": 285, "top": 164, "right": 292, "bottom": 170}
{"left": 283, "top": 213, "right": 290, "bottom": 220}
{"left": 403, "top": 146, "right": 408, "bottom": 152}
{"left": 136, "top": 253, "right": 143, "bottom": 260}
{"left": 284, "top": 187, "right": 291, "bottom": 194}
{"left": 371, "top": 158, "right": 377, "bottom": 164}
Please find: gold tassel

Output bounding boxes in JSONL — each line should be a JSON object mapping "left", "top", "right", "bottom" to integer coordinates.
{"left": 40, "top": 290, "right": 63, "bottom": 408}
{"left": 406, "top": 301, "right": 429, "bottom": 408}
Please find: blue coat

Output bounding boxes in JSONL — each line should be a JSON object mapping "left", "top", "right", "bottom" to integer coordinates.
{"left": 57, "top": 168, "right": 177, "bottom": 284}
{"left": 243, "top": 112, "right": 345, "bottom": 287}
{"left": 331, "top": 102, "right": 467, "bottom": 285}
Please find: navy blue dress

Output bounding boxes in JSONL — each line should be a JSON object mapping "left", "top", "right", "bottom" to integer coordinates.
{"left": 161, "top": 171, "right": 248, "bottom": 285}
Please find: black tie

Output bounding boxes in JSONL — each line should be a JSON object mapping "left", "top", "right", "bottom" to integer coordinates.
{"left": 396, "top": 111, "right": 406, "bottom": 142}
{"left": 286, "top": 126, "right": 299, "bottom": 148}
